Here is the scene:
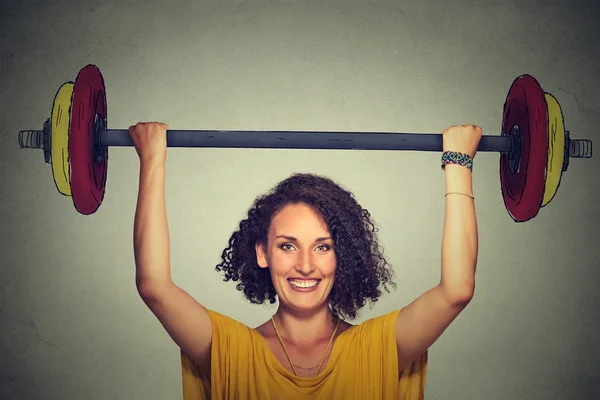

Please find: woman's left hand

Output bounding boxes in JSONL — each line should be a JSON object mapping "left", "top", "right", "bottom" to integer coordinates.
{"left": 442, "top": 124, "right": 483, "bottom": 159}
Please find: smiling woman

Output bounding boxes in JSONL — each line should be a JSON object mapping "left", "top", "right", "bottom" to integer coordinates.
{"left": 129, "top": 122, "right": 480, "bottom": 400}
{"left": 217, "top": 173, "right": 395, "bottom": 322}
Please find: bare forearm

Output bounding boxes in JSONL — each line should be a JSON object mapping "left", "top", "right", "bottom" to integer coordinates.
{"left": 440, "top": 164, "right": 478, "bottom": 300}
{"left": 134, "top": 162, "right": 172, "bottom": 292}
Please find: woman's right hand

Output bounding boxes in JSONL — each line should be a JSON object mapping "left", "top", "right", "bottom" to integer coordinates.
{"left": 128, "top": 121, "right": 169, "bottom": 165}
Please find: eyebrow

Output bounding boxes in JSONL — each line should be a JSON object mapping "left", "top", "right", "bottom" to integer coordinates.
{"left": 275, "top": 235, "right": 332, "bottom": 242}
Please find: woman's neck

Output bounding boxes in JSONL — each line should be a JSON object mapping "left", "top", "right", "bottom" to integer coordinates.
{"left": 272, "top": 305, "right": 338, "bottom": 346}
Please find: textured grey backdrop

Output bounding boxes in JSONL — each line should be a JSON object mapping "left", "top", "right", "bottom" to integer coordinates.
{"left": 1, "top": 0, "right": 599, "bottom": 399}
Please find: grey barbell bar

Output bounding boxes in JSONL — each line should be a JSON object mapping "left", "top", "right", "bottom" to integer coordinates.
{"left": 18, "top": 127, "right": 594, "bottom": 159}
{"left": 103, "top": 129, "right": 511, "bottom": 151}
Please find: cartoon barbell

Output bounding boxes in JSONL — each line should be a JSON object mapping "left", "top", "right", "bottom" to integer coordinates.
{"left": 18, "top": 64, "right": 592, "bottom": 221}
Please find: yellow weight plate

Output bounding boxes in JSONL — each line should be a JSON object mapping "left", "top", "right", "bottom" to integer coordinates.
{"left": 51, "top": 82, "right": 74, "bottom": 196}
{"left": 542, "top": 92, "right": 565, "bottom": 207}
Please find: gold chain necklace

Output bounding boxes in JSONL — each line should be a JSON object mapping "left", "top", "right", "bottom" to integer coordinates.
{"left": 271, "top": 316, "right": 340, "bottom": 377}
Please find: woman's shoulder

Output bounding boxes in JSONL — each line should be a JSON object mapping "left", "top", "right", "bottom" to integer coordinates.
{"left": 205, "top": 309, "right": 256, "bottom": 338}
{"left": 350, "top": 309, "right": 402, "bottom": 335}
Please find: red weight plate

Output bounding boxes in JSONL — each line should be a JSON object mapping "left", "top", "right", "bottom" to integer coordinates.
{"left": 500, "top": 75, "right": 548, "bottom": 222}
{"left": 69, "top": 65, "right": 108, "bottom": 215}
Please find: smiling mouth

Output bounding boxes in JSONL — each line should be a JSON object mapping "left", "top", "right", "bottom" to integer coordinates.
{"left": 288, "top": 279, "right": 321, "bottom": 289}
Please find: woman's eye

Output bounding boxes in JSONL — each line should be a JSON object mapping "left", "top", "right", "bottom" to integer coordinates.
{"left": 280, "top": 244, "right": 330, "bottom": 251}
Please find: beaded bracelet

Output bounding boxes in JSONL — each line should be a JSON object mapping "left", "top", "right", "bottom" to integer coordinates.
{"left": 441, "top": 151, "right": 473, "bottom": 172}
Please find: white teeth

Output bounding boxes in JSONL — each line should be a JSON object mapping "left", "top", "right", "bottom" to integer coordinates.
{"left": 289, "top": 279, "right": 319, "bottom": 288}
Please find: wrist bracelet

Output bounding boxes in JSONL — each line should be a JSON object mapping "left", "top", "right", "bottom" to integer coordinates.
{"left": 441, "top": 151, "right": 473, "bottom": 172}
{"left": 445, "top": 192, "right": 475, "bottom": 199}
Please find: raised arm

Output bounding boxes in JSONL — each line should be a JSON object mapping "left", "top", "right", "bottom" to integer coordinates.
{"left": 394, "top": 124, "right": 481, "bottom": 372}
{"left": 130, "top": 122, "right": 213, "bottom": 371}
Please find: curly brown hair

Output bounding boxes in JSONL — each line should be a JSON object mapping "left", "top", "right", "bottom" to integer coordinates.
{"left": 215, "top": 173, "right": 395, "bottom": 320}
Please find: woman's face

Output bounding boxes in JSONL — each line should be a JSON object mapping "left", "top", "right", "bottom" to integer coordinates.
{"left": 255, "top": 202, "right": 337, "bottom": 314}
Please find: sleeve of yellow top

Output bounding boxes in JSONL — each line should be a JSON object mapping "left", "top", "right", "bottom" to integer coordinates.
{"left": 441, "top": 164, "right": 478, "bottom": 302}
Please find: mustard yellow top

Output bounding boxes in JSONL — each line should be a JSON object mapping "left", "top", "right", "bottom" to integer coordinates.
{"left": 181, "top": 309, "right": 427, "bottom": 399}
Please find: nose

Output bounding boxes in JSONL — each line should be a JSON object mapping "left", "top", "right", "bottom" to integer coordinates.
{"left": 295, "top": 250, "right": 316, "bottom": 275}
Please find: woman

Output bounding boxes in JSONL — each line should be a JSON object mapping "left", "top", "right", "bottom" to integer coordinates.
{"left": 130, "top": 122, "right": 481, "bottom": 399}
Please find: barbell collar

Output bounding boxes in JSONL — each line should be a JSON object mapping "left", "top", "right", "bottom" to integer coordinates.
{"left": 19, "top": 130, "right": 44, "bottom": 149}
{"left": 569, "top": 138, "right": 593, "bottom": 158}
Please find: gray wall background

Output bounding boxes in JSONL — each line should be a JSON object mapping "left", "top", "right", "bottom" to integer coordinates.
{"left": 1, "top": 0, "right": 599, "bottom": 399}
